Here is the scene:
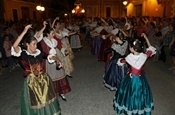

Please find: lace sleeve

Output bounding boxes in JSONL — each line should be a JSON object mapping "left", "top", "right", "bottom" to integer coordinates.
{"left": 146, "top": 46, "right": 156, "bottom": 57}
{"left": 47, "top": 54, "right": 55, "bottom": 63}
{"left": 11, "top": 46, "right": 22, "bottom": 57}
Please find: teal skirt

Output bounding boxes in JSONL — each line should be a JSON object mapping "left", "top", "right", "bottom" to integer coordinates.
{"left": 113, "top": 74, "right": 154, "bottom": 115}
{"left": 21, "top": 76, "right": 61, "bottom": 115}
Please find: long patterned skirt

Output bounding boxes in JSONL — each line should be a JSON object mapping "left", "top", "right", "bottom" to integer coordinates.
{"left": 21, "top": 73, "right": 61, "bottom": 115}
{"left": 113, "top": 74, "right": 154, "bottom": 115}
{"left": 70, "top": 34, "right": 82, "bottom": 49}
{"left": 103, "top": 58, "right": 127, "bottom": 91}
{"left": 53, "top": 77, "right": 71, "bottom": 95}
{"left": 46, "top": 60, "right": 71, "bottom": 95}
{"left": 56, "top": 49, "right": 74, "bottom": 76}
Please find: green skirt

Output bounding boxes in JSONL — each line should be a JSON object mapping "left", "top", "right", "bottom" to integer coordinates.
{"left": 21, "top": 73, "right": 61, "bottom": 115}
{"left": 113, "top": 74, "right": 154, "bottom": 115}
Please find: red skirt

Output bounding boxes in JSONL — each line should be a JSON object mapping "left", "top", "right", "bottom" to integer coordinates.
{"left": 53, "top": 77, "right": 71, "bottom": 95}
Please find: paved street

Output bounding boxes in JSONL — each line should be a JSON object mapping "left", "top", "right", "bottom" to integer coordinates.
{"left": 0, "top": 38, "right": 175, "bottom": 115}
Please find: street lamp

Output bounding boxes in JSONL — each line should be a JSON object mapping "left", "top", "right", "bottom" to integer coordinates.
{"left": 123, "top": 1, "right": 128, "bottom": 5}
{"left": 72, "top": 9, "right": 75, "bottom": 14}
{"left": 64, "top": 13, "right": 68, "bottom": 17}
{"left": 81, "top": 9, "right": 85, "bottom": 13}
{"left": 72, "top": 3, "right": 85, "bottom": 14}
{"left": 36, "top": 5, "right": 45, "bottom": 11}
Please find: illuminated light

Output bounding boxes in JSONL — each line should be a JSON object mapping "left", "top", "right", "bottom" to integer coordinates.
{"left": 64, "top": 13, "right": 68, "bottom": 16}
{"left": 123, "top": 1, "right": 128, "bottom": 5}
{"left": 72, "top": 9, "right": 75, "bottom": 13}
{"left": 76, "top": 5, "right": 80, "bottom": 9}
{"left": 40, "top": 7, "right": 45, "bottom": 11}
{"left": 36, "top": 6, "right": 41, "bottom": 10}
{"left": 81, "top": 9, "right": 85, "bottom": 13}
{"left": 72, "top": 3, "right": 85, "bottom": 14}
{"left": 36, "top": 5, "right": 45, "bottom": 11}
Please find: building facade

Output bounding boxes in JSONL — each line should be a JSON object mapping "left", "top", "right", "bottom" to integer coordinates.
{"left": 75, "top": 0, "right": 121, "bottom": 18}
{"left": 1, "top": 0, "right": 72, "bottom": 21}
{"left": 76, "top": 0, "right": 175, "bottom": 18}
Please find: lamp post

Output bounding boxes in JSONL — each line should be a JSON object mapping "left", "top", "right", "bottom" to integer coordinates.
{"left": 36, "top": 5, "right": 45, "bottom": 11}
{"left": 71, "top": 3, "right": 85, "bottom": 15}
{"left": 123, "top": 1, "right": 128, "bottom": 5}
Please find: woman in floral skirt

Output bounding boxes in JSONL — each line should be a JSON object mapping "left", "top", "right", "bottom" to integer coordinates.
{"left": 11, "top": 23, "right": 61, "bottom": 115}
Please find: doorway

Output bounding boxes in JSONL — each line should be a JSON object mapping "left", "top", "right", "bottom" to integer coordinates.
{"left": 21, "top": 6, "right": 30, "bottom": 19}
{"left": 12, "top": 9, "right": 18, "bottom": 21}
{"left": 135, "top": 4, "right": 142, "bottom": 17}
{"left": 106, "top": 7, "right": 111, "bottom": 18}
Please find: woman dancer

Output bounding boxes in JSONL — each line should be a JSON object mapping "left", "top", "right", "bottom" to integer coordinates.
{"left": 113, "top": 33, "right": 155, "bottom": 115}
{"left": 103, "top": 30, "right": 128, "bottom": 91}
{"left": 51, "top": 17, "right": 74, "bottom": 78}
{"left": 11, "top": 24, "right": 61, "bottom": 115}
{"left": 37, "top": 23, "right": 71, "bottom": 101}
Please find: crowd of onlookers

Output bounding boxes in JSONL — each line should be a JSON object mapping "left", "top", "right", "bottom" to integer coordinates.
{"left": 0, "top": 19, "right": 44, "bottom": 73}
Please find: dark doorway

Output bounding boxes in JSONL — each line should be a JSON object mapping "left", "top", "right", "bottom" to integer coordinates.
{"left": 106, "top": 7, "right": 111, "bottom": 18}
{"left": 33, "top": 11, "right": 36, "bottom": 19}
{"left": 135, "top": 4, "right": 142, "bottom": 17}
{"left": 12, "top": 9, "right": 18, "bottom": 21}
{"left": 21, "top": 6, "right": 30, "bottom": 19}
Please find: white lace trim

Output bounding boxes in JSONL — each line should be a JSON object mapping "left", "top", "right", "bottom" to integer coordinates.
{"left": 47, "top": 54, "right": 55, "bottom": 63}
{"left": 62, "top": 28, "right": 69, "bottom": 37}
{"left": 114, "top": 103, "right": 154, "bottom": 115}
{"left": 103, "top": 81, "right": 117, "bottom": 91}
{"left": 24, "top": 49, "right": 41, "bottom": 57}
{"left": 11, "top": 46, "right": 41, "bottom": 57}
{"left": 11, "top": 46, "right": 22, "bottom": 57}
{"left": 43, "top": 37, "right": 57, "bottom": 55}
{"left": 95, "top": 26, "right": 104, "bottom": 34}
{"left": 111, "top": 28, "right": 119, "bottom": 35}
{"left": 117, "top": 58, "right": 125, "bottom": 66}
{"left": 146, "top": 46, "right": 156, "bottom": 57}
{"left": 126, "top": 53, "right": 147, "bottom": 70}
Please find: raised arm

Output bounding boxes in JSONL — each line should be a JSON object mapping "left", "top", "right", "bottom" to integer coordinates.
{"left": 101, "top": 18, "right": 108, "bottom": 26}
{"left": 120, "top": 29, "right": 128, "bottom": 37}
{"left": 141, "top": 33, "right": 151, "bottom": 47}
{"left": 51, "top": 17, "right": 59, "bottom": 28}
{"left": 115, "top": 37, "right": 123, "bottom": 44}
{"left": 13, "top": 24, "right": 32, "bottom": 53}
{"left": 35, "top": 21, "right": 47, "bottom": 39}
{"left": 110, "top": 18, "right": 116, "bottom": 27}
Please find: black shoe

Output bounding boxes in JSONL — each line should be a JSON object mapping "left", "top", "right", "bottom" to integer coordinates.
{"left": 59, "top": 94, "right": 67, "bottom": 101}
{"left": 66, "top": 75, "right": 73, "bottom": 78}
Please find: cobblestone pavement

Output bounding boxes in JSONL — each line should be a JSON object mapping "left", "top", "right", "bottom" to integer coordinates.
{"left": 0, "top": 39, "right": 175, "bottom": 115}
